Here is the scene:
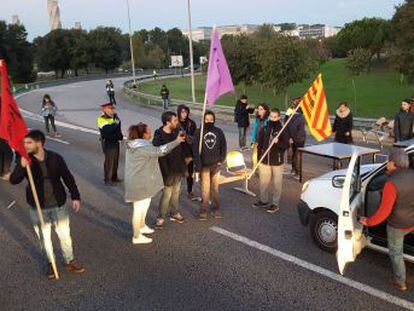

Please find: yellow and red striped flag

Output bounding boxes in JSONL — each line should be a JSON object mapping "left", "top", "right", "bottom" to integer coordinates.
{"left": 299, "top": 74, "right": 332, "bottom": 141}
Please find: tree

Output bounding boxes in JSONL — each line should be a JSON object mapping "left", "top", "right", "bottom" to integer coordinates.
{"left": 0, "top": 21, "right": 35, "bottom": 83}
{"left": 222, "top": 34, "right": 260, "bottom": 94}
{"left": 390, "top": 0, "right": 414, "bottom": 82}
{"left": 346, "top": 48, "right": 371, "bottom": 114}
{"left": 88, "top": 27, "right": 123, "bottom": 73}
{"left": 337, "top": 18, "right": 391, "bottom": 68}
{"left": 69, "top": 29, "right": 92, "bottom": 76}
{"left": 34, "top": 29, "right": 76, "bottom": 78}
{"left": 258, "top": 35, "right": 316, "bottom": 107}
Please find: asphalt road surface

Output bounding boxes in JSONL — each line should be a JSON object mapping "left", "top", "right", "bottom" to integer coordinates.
{"left": 0, "top": 77, "right": 413, "bottom": 310}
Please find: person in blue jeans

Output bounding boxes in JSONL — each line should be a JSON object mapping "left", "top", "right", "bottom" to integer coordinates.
{"left": 10, "top": 130, "right": 85, "bottom": 280}
{"left": 360, "top": 148, "right": 413, "bottom": 292}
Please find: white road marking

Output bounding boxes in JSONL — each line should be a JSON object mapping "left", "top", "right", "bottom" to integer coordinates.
{"left": 210, "top": 226, "right": 414, "bottom": 311}
{"left": 47, "top": 137, "right": 70, "bottom": 145}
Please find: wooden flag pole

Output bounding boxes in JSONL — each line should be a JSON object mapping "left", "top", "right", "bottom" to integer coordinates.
{"left": 247, "top": 103, "right": 302, "bottom": 180}
{"left": 26, "top": 165, "right": 60, "bottom": 280}
{"left": 198, "top": 92, "right": 208, "bottom": 154}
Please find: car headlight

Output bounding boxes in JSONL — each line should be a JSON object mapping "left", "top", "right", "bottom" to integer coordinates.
{"left": 301, "top": 181, "right": 310, "bottom": 193}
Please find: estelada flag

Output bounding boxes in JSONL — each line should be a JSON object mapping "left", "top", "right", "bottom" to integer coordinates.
{"left": 299, "top": 74, "right": 332, "bottom": 142}
{"left": 205, "top": 27, "right": 235, "bottom": 106}
{"left": 0, "top": 59, "right": 30, "bottom": 161}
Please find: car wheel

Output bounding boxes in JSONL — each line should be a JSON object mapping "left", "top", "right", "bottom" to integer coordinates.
{"left": 310, "top": 210, "right": 338, "bottom": 253}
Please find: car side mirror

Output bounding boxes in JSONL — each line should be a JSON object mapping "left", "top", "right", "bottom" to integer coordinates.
{"left": 332, "top": 175, "right": 346, "bottom": 188}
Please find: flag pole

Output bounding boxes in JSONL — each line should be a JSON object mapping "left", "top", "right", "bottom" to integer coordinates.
{"left": 198, "top": 92, "right": 208, "bottom": 154}
{"left": 247, "top": 103, "right": 302, "bottom": 180}
{"left": 26, "top": 165, "right": 60, "bottom": 280}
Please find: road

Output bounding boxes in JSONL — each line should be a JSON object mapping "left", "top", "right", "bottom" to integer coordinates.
{"left": 0, "top": 77, "right": 413, "bottom": 310}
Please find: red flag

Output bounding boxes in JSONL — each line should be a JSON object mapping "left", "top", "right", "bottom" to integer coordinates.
{"left": 0, "top": 59, "right": 30, "bottom": 161}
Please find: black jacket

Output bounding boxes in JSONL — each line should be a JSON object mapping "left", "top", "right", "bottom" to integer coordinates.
{"left": 193, "top": 123, "right": 227, "bottom": 171}
{"left": 160, "top": 87, "right": 170, "bottom": 100}
{"left": 153, "top": 127, "right": 187, "bottom": 186}
{"left": 234, "top": 100, "right": 255, "bottom": 128}
{"left": 98, "top": 113, "right": 123, "bottom": 149}
{"left": 177, "top": 105, "right": 197, "bottom": 159}
{"left": 287, "top": 113, "right": 306, "bottom": 144}
{"left": 394, "top": 110, "right": 414, "bottom": 142}
{"left": 10, "top": 150, "right": 81, "bottom": 209}
{"left": 257, "top": 121, "right": 289, "bottom": 166}
{"left": 333, "top": 108, "right": 353, "bottom": 144}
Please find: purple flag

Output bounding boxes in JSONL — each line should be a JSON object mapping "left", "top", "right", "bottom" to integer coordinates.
{"left": 205, "top": 28, "right": 235, "bottom": 106}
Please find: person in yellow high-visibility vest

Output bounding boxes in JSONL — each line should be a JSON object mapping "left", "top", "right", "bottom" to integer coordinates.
{"left": 97, "top": 103, "right": 124, "bottom": 186}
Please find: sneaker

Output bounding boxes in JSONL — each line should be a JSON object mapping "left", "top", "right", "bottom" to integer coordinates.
{"left": 65, "top": 260, "right": 85, "bottom": 274}
{"left": 266, "top": 205, "right": 280, "bottom": 214}
{"left": 105, "top": 181, "right": 117, "bottom": 187}
{"left": 140, "top": 225, "right": 155, "bottom": 235}
{"left": 211, "top": 209, "right": 222, "bottom": 219}
{"left": 292, "top": 174, "right": 300, "bottom": 181}
{"left": 198, "top": 212, "right": 208, "bottom": 221}
{"left": 45, "top": 263, "right": 56, "bottom": 280}
{"left": 132, "top": 235, "right": 153, "bottom": 245}
{"left": 155, "top": 218, "right": 165, "bottom": 230}
{"left": 170, "top": 213, "right": 185, "bottom": 224}
{"left": 252, "top": 201, "right": 269, "bottom": 209}
{"left": 187, "top": 192, "right": 195, "bottom": 200}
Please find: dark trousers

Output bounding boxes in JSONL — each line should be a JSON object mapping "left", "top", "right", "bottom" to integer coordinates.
{"left": 291, "top": 142, "right": 305, "bottom": 175}
{"left": 238, "top": 127, "right": 247, "bottom": 148}
{"left": 187, "top": 161, "right": 194, "bottom": 194}
{"left": 103, "top": 146, "right": 120, "bottom": 183}
{"left": 44, "top": 115, "right": 57, "bottom": 133}
{"left": 201, "top": 164, "right": 220, "bottom": 213}
{"left": 0, "top": 140, "right": 13, "bottom": 176}
{"left": 108, "top": 93, "right": 116, "bottom": 105}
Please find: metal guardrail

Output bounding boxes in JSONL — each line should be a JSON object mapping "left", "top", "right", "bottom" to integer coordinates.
{"left": 123, "top": 77, "right": 387, "bottom": 129}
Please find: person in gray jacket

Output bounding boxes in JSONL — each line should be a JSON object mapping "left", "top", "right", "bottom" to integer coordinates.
{"left": 124, "top": 123, "right": 185, "bottom": 245}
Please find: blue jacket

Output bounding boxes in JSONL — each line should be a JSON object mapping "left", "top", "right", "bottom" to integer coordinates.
{"left": 251, "top": 118, "right": 269, "bottom": 144}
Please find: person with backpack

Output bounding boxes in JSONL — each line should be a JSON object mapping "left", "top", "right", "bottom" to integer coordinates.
{"left": 234, "top": 95, "right": 255, "bottom": 150}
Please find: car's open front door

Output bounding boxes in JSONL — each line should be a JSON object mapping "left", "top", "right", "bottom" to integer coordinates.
{"left": 337, "top": 153, "right": 368, "bottom": 275}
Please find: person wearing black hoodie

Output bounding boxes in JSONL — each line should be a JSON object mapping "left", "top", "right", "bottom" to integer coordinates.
{"left": 153, "top": 111, "right": 187, "bottom": 229}
{"left": 252, "top": 109, "right": 289, "bottom": 213}
{"left": 177, "top": 104, "right": 197, "bottom": 200}
{"left": 234, "top": 95, "right": 255, "bottom": 149}
{"left": 287, "top": 107, "right": 306, "bottom": 179}
{"left": 193, "top": 110, "right": 227, "bottom": 221}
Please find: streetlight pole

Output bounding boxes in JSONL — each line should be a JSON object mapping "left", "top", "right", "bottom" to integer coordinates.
{"left": 187, "top": 0, "right": 196, "bottom": 104}
{"left": 126, "top": 0, "right": 137, "bottom": 86}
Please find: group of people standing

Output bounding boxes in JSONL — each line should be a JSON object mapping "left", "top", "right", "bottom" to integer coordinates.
{"left": 97, "top": 101, "right": 227, "bottom": 246}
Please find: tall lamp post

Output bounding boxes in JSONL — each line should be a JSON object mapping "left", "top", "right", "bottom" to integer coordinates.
{"left": 187, "top": 0, "right": 196, "bottom": 104}
{"left": 126, "top": 0, "right": 137, "bottom": 86}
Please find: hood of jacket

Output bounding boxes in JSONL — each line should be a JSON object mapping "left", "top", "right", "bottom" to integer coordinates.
{"left": 126, "top": 139, "right": 150, "bottom": 149}
{"left": 336, "top": 107, "right": 351, "bottom": 119}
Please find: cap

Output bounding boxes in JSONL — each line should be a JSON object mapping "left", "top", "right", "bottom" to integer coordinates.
{"left": 101, "top": 103, "right": 115, "bottom": 109}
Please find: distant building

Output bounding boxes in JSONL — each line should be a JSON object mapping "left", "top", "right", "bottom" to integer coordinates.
{"left": 74, "top": 22, "right": 82, "bottom": 30}
{"left": 217, "top": 24, "right": 259, "bottom": 37}
{"left": 182, "top": 27, "right": 212, "bottom": 42}
{"left": 182, "top": 24, "right": 260, "bottom": 42}
{"left": 11, "top": 15, "right": 21, "bottom": 26}
{"left": 283, "top": 24, "right": 341, "bottom": 39}
{"left": 48, "top": 0, "right": 62, "bottom": 31}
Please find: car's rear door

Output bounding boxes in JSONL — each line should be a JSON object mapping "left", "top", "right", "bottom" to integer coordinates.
{"left": 337, "top": 153, "right": 368, "bottom": 275}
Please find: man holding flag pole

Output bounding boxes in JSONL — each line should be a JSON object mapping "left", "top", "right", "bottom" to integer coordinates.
{"left": 248, "top": 74, "right": 333, "bottom": 181}
{"left": 193, "top": 27, "right": 234, "bottom": 220}
{"left": 0, "top": 60, "right": 84, "bottom": 280}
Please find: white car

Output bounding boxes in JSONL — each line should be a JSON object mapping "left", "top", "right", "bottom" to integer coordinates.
{"left": 298, "top": 152, "right": 414, "bottom": 273}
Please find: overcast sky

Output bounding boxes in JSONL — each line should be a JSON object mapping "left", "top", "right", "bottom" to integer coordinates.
{"left": 1, "top": 0, "right": 404, "bottom": 40}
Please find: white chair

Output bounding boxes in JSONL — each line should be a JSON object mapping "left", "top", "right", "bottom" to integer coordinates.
{"left": 219, "top": 151, "right": 256, "bottom": 197}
